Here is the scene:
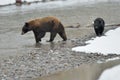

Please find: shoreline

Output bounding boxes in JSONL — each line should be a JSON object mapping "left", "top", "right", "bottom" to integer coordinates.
{"left": 0, "top": 25, "right": 120, "bottom": 80}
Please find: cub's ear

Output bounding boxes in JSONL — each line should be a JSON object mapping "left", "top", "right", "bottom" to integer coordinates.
{"left": 25, "top": 22, "right": 29, "bottom": 27}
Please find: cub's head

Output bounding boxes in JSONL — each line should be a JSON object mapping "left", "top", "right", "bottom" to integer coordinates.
{"left": 21, "top": 22, "right": 32, "bottom": 35}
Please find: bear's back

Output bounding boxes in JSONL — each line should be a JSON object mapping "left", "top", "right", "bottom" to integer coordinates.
{"left": 28, "top": 16, "right": 60, "bottom": 28}
{"left": 40, "top": 16, "right": 60, "bottom": 22}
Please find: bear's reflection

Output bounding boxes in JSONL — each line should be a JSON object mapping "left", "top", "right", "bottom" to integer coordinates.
{"left": 35, "top": 41, "right": 67, "bottom": 50}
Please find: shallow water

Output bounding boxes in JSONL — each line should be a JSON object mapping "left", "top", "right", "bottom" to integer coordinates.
{"left": 35, "top": 59, "right": 120, "bottom": 80}
{"left": 0, "top": 1, "right": 120, "bottom": 58}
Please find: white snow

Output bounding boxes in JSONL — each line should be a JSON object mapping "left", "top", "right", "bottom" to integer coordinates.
{"left": 98, "top": 64, "right": 120, "bottom": 80}
{"left": 0, "top": 0, "right": 15, "bottom": 5}
{"left": 105, "top": 57, "right": 120, "bottom": 62}
{"left": 72, "top": 27, "right": 120, "bottom": 55}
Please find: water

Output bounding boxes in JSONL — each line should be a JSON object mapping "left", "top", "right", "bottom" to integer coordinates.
{"left": 0, "top": 0, "right": 42, "bottom": 5}
{"left": 0, "top": 0, "right": 120, "bottom": 57}
{"left": 35, "top": 59, "right": 120, "bottom": 80}
{"left": 0, "top": 0, "right": 120, "bottom": 6}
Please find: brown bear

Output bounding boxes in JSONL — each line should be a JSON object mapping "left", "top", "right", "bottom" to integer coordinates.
{"left": 21, "top": 16, "right": 67, "bottom": 43}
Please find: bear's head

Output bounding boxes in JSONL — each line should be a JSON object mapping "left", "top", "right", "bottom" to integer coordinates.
{"left": 21, "top": 22, "right": 32, "bottom": 35}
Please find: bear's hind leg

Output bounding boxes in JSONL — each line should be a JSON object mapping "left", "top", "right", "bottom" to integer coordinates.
{"left": 58, "top": 32, "right": 67, "bottom": 41}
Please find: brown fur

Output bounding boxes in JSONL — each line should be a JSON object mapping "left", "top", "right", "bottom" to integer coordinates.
{"left": 22, "top": 16, "right": 67, "bottom": 43}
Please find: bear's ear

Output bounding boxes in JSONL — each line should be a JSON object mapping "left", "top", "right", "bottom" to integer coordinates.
{"left": 25, "top": 22, "right": 29, "bottom": 27}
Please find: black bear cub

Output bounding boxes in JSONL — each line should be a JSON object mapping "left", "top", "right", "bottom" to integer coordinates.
{"left": 94, "top": 18, "right": 105, "bottom": 36}
{"left": 21, "top": 16, "right": 67, "bottom": 43}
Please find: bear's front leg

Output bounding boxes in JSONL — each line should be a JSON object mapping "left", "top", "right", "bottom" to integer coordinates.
{"left": 35, "top": 32, "right": 46, "bottom": 43}
{"left": 35, "top": 35, "right": 41, "bottom": 43}
{"left": 33, "top": 32, "right": 40, "bottom": 43}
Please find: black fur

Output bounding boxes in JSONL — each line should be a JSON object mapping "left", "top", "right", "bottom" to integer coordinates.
{"left": 94, "top": 18, "right": 105, "bottom": 36}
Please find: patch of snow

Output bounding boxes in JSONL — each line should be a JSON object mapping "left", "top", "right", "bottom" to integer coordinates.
{"left": 0, "top": 0, "right": 15, "bottom": 5}
{"left": 106, "top": 57, "right": 120, "bottom": 62}
{"left": 98, "top": 64, "right": 120, "bottom": 80}
{"left": 72, "top": 27, "right": 120, "bottom": 55}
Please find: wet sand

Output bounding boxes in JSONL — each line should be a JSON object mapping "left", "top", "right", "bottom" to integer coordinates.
{"left": 0, "top": 1, "right": 120, "bottom": 80}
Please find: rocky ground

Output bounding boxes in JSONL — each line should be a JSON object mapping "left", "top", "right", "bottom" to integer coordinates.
{"left": 0, "top": 25, "right": 120, "bottom": 80}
